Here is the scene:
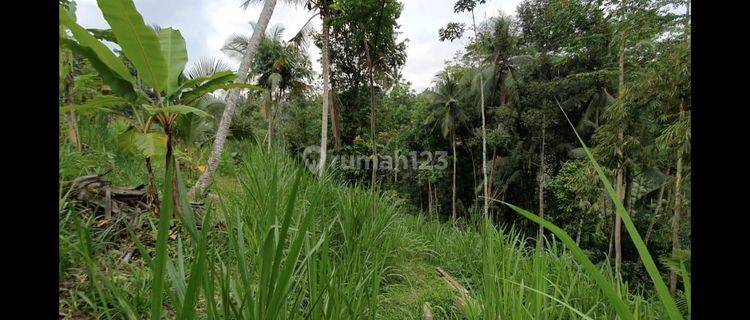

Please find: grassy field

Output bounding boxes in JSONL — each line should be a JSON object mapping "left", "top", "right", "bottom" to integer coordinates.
{"left": 59, "top": 123, "right": 667, "bottom": 319}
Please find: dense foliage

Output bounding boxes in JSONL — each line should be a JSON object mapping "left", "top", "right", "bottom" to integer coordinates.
{"left": 59, "top": 0, "right": 691, "bottom": 318}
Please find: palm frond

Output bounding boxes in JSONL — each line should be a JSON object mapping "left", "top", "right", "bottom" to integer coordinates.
{"left": 289, "top": 13, "right": 318, "bottom": 49}
{"left": 184, "top": 57, "right": 232, "bottom": 79}
{"left": 222, "top": 34, "right": 253, "bottom": 60}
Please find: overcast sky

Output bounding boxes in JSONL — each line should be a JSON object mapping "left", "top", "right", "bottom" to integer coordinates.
{"left": 76, "top": 0, "right": 523, "bottom": 92}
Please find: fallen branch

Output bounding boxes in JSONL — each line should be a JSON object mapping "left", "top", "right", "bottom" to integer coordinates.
{"left": 436, "top": 267, "right": 474, "bottom": 311}
{"left": 63, "top": 173, "right": 150, "bottom": 218}
{"left": 423, "top": 302, "right": 433, "bottom": 320}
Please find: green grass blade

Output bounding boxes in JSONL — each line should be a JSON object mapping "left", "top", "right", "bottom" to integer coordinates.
{"left": 258, "top": 223, "right": 276, "bottom": 316}
{"left": 150, "top": 152, "right": 175, "bottom": 320}
{"left": 266, "top": 169, "right": 303, "bottom": 307}
{"left": 175, "top": 164, "right": 199, "bottom": 244}
{"left": 557, "top": 100, "right": 683, "bottom": 320}
{"left": 500, "top": 277, "right": 594, "bottom": 320}
{"left": 270, "top": 194, "right": 314, "bottom": 315}
{"left": 496, "top": 200, "right": 634, "bottom": 320}
{"left": 180, "top": 210, "right": 213, "bottom": 320}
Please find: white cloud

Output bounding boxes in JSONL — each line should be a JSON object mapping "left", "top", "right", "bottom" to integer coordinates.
{"left": 398, "top": 0, "right": 522, "bottom": 91}
{"left": 74, "top": 0, "right": 523, "bottom": 92}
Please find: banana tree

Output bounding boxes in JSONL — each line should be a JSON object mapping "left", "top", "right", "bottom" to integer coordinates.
{"left": 58, "top": 0, "right": 248, "bottom": 212}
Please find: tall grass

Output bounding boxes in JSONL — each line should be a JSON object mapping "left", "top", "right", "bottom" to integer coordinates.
{"left": 61, "top": 143, "right": 409, "bottom": 319}
{"left": 60, "top": 123, "right": 672, "bottom": 319}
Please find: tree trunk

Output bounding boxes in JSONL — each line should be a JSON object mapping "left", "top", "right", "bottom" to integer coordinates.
{"left": 538, "top": 124, "right": 545, "bottom": 244}
{"left": 607, "top": 211, "right": 614, "bottom": 263}
{"left": 318, "top": 11, "right": 331, "bottom": 177}
{"left": 66, "top": 111, "right": 81, "bottom": 150}
{"left": 165, "top": 130, "right": 179, "bottom": 220}
{"left": 487, "top": 153, "right": 497, "bottom": 202}
{"left": 614, "top": 24, "right": 626, "bottom": 274}
{"left": 144, "top": 157, "right": 160, "bottom": 214}
{"left": 365, "top": 38, "right": 378, "bottom": 221}
{"left": 670, "top": 101, "right": 686, "bottom": 296}
{"left": 64, "top": 73, "right": 82, "bottom": 150}
{"left": 451, "top": 130, "right": 457, "bottom": 222}
{"left": 644, "top": 167, "right": 670, "bottom": 245}
{"left": 471, "top": 10, "right": 489, "bottom": 220}
{"left": 669, "top": 4, "right": 690, "bottom": 294}
{"left": 615, "top": 167, "right": 624, "bottom": 273}
{"left": 190, "top": 0, "right": 277, "bottom": 198}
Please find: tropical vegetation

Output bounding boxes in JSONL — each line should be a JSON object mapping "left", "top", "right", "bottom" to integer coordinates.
{"left": 59, "top": 0, "right": 691, "bottom": 318}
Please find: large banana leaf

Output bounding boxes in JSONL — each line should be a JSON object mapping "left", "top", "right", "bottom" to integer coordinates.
{"left": 118, "top": 128, "right": 166, "bottom": 158}
{"left": 60, "top": 38, "right": 138, "bottom": 101}
{"left": 97, "top": 0, "right": 167, "bottom": 93}
{"left": 178, "top": 71, "right": 235, "bottom": 92}
{"left": 158, "top": 28, "right": 189, "bottom": 97}
{"left": 173, "top": 71, "right": 236, "bottom": 103}
{"left": 145, "top": 105, "right": 212, "bottom": 119}
{"left": 60, "top": 95, "right": 129, "bottom": 115}
{"left": 87, "top": 28, "right": 117, "bottom": 42}
{"left": 179, "top": 74, "right": 241, "bottom": 105}
{"left": 59, "top": 7, "right": 134, "bottom": 84}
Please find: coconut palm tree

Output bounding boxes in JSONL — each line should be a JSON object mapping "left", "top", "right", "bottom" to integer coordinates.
{"left": 426, "top": 71, "right": 467, "bottom": 222}
{"left": 222, "top": 24, "right": 312, "bottom": 150}
{"left": 191, "top": 0, "right": 281, "bottom": 198}
{"left": 316, "top": 0, "right": 333, "bottom": 176}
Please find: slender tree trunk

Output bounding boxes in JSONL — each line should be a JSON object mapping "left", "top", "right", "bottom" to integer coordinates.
{"left": 144, "top": 157, "right": 160, "bottom": 214}
{"left": 190, "top": 0, "right": 277, "bottom": 198}
{"left": 451, "top": 130, "right": 457, "bottom": 222}
{"left": 670, "top": 101, "right": 686, "bottom": 296}
{"left": 365, "top": 0, "right": 389, "bottom": 220}
{"left": 66, "top": 112, "right": 81, "bottom": 150}
{"left": 64, "top": 73, "right": 82, "bottom": 150}
{"left": 318, "top": 10, "right": 331, "bottom": 176}
{"left": 607, "top": 213, "right": 614, "bottom": 263}
{"left": 669, "top": 4, "right": 690, "bottom": 294}
{"left": 644, "top": 168, "right": 670, "bottom": 245}
{"left": 615, "top": 167, "right": 624, "bottom": 273}
{"left": 471, "top": 10, "right": 489, "bottom": 220}
{"left": 576, "top": 218, "right": 583, "bottom": 245}
{"left": 329, "top": 87, "right": 342, "bottom": 151}
{"left": 364, "top": 39, "right": 378, "bottom": 221}
{"left": 614, "top": 25, "right": 626, "bottom": 274}
{"left": 538, "top": 124, "right": 545, "bottom": 243}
